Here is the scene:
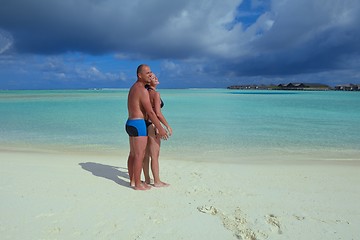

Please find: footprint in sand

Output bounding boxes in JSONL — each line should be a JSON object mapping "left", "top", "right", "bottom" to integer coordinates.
{"left": 197, "top": 205, "right": 218, "bottom": 215}
{"left": 293, "top": 215, "right": 305, "bottom": 221}
{"left": 198, "top": 205, "right": 267, "bottom": 240}
{"left": 222, "top": 207, "right": 267, "bottom": 240}
{"left": 266, "top": 214, "right": 282, "bottom": 234}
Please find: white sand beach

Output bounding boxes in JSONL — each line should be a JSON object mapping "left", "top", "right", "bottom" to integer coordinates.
{"left": 1, "top": 150, "right": 359, "bottom": 240}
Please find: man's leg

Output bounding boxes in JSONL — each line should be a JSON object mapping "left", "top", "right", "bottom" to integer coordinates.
{"left": 128, "top": 137, "right": 135, "bottom": 187}
{"left": 131, "top": 136, "right": 150, "bottom": 190}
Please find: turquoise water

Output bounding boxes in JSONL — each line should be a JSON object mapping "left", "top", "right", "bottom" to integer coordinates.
{"left": 0, "top": 89, "right": 359, "bottom": 162}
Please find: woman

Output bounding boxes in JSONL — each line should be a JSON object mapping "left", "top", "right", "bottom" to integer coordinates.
{"left": 143, "top": 74, "right": 172, "bottom": 187}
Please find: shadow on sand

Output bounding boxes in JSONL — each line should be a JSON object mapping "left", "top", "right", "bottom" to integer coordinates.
{"left": 79, "top": 162, "right": 130, "bottom": 188}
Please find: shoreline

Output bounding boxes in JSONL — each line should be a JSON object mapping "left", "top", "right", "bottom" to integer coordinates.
{"left": 1, "top": 143, "right": 360, "bottom": 164}
{"left": 1, "top": 150, "right": 359, "bottom": 239}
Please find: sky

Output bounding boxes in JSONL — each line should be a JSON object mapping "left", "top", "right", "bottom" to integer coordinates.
{"left": 0, "top": 0, "right": 360, "bottom": 89}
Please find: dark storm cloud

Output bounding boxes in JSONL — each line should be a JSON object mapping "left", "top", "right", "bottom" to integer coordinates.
{"left": 1, "top": 0, "right": 360, "bottom": 86}
{"left": 211, "top": 0, "right": 360, "bottom": 77}
{"left": 0, "top": 0, "right": 192, "bottom": 55}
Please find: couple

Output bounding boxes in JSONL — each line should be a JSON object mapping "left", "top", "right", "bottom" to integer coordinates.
{"left": 125, "top": 64, "right": 172, "bottom": 190}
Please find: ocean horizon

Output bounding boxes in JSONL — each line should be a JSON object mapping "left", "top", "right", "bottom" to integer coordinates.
{"left": 1, "top": 88, "right": 359, "bottom": 163}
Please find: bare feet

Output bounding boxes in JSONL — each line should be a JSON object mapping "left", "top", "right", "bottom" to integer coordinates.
{"left": 153, "top": 181, "right": 170, "bottom": 188}
{"left": 145, "top": 178, "right": 153, "bottom": 185}
{"left": 133, "top": 183, "right": 151, "bottom": 191}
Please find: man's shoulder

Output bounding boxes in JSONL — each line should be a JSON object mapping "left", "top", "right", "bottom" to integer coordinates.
{"left": 132, "top": 81, "right": 147, "bottom": 92}
{"left": 131, "top": 82, "right": 148, "bottom": 98}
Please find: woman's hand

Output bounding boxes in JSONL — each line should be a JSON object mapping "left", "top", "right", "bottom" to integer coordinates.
{"left": 166, "top": 126, "right": 173, "bottom": 136}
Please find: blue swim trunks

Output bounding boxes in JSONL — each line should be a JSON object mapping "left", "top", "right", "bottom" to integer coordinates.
{"left": 125, "top": 119, "right": 147, "bottom": 137}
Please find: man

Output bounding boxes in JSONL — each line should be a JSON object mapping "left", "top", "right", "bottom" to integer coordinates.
{"left": 125, "top": 64, "right": 168, "bottom": 190}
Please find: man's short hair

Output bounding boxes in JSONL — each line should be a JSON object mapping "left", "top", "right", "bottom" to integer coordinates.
{"left": 137, "top": 64, "right": 148, "bottom": 75}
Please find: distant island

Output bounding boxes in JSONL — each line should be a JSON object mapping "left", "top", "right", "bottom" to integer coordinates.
{"left": 227, "top": 83, "right": 360, "bottom": 91}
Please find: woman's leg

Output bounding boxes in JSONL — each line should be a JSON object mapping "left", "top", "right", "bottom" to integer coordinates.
{"left": 148, "top": 125, "right": 169, "bottom": 187}
{"left": 142, "top": 141, "right": 151, "bottom": 184}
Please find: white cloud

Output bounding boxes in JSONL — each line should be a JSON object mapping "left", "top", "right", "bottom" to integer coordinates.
{"left": 0, "top": 29, "right": 13, "bottom": 54}
{"left": 118, "top": 72, "right": 127, "bottom": 82}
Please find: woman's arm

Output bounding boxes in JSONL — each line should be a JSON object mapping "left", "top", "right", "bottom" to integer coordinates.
{"left": 152, "top": 91, "right": 172, "bottom": 136}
